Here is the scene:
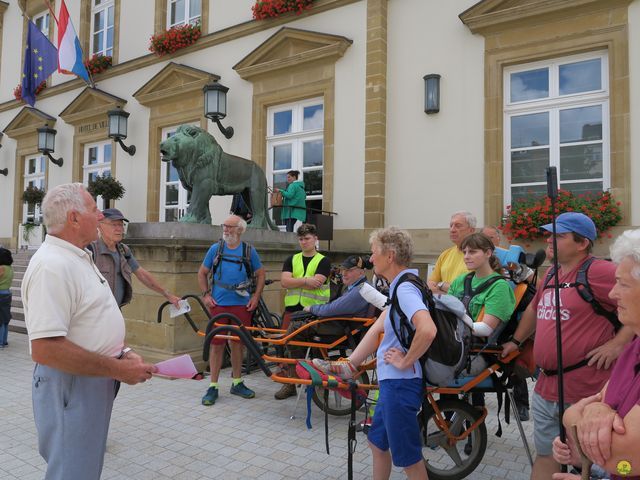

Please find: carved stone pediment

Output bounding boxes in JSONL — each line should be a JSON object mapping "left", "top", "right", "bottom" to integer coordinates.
{"left": 59, "top": 87, "right": 126, "bottom": 125}
{"left": 133, "top": 62, "right": 219, "bottom": 106}
{"left": 459, "top": 0, "right": 633, "bottom": 34}
{"left": 234, "top": 27, "right": 352, "bottom": 80}
{"left": 3, "top": 106, "right": 55, "bottom": 139}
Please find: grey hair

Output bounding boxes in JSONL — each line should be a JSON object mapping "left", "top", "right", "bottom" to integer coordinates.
{"left": 42, "top": 183, "right": 88, "bottom": 234}
{"left": 369, "top": 226, "right": 413, "bottom": 267}
{"left": 451, "top": 211, "right": 477, "bottom": 229}
{"left": 610, "top": 229, "right": 640, "bottom": 279}
{"left": 227, "top": 215, "right": 247, "bottom": 233}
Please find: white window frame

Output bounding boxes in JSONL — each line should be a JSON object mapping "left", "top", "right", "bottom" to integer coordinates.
{"left": 23, "top": 155, "right": 46, "bottom": 224}
{"left": 33, "top": 11, "right": 50, "bottom": 37}
{"left": 90, "top": 0, "right": 114, "bottom": 57}
{"left": 83, "top": 141, "right": 113, "bottom": 211}
{"left": 159, "top": 125, "right": 194, "bottom": 222}
{"left": 266, "top": 98, "right": 324, "bottom": 227}
{"left": 503, "top": 51, "right": 610, "bottom": 207}
{"left": 167, "top": 0, "right": 201, "bottom": 28}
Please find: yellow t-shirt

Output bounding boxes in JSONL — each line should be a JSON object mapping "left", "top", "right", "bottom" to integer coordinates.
{"left": 429, "top": 245, "right": 468, "bottom": 284}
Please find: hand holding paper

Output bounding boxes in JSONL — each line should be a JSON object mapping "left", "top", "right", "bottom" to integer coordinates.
{"left": 154, "top": 354, "right": 197, "bottom": 379}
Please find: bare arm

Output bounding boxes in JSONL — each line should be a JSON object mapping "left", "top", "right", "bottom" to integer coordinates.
{"left": 133, "top": 267, "right": 180, "bottom": 307}
{"left": 501, "top": 301, "right": 536, "bottom": 357}
{"left": 197, "top": 264, "right": 216, "bottom": 309}
{"left": 31, "top": 337, "right": 156, "bottom": 385}
{"left": 247, "top": 267, "right": 265, "bottom": 311}
{"left": 384, "top": 309, "right": 437, "bottom": 370}
{"left": 601, "top": 404, "right": 640, "bottom": 475}
{"left": 348, "top": 312, "right": 386, "bottom": 366}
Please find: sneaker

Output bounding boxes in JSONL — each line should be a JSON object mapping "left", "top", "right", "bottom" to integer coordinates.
{"left": 274, "top": 383, "right": 296, "bottom": 400}
{"left": 311, "top": 358, "right": 357, "bottom": 378}
{"left": 230, "top": 381, "right": 255, "bottom": 399}
{"left": 201, "top": 386, "right": 219, "bottom": 406}
{"left": 517, "top": 405, "right": 530, "bottom": 422}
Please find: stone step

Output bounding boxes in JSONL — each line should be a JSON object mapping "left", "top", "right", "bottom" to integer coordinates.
{"left": 11, "top": 308, "right": 24, "bottom": 322}
{"left": 11, "top": 297, "right": 23, "bottom": 308}
{"left": 8, "top": 319, "right": 27, "bottom": 334}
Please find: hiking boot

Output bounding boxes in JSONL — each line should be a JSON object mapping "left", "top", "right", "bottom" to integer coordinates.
{"left": 230, "top": 381, "right": 255, "bottom": 399}
{"left": 274, "top": 383, "right": 296, "bottom": 400}
{"left": 201, "top": 386, "right": 219, "bottom": 406}
{"left": 311, "top": 358, "right": 357, "bottom": 378}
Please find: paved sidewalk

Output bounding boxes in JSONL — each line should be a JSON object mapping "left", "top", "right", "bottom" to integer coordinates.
{"left": 0, "top": 332, "right": 536, "bottom": 479}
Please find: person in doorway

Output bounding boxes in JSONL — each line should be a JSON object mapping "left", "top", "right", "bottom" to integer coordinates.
{"left": 90, "top": 208, "right": 181, "bottom": 309}
{"left": 278, "top": 170, "right": 306, "bottom": 232}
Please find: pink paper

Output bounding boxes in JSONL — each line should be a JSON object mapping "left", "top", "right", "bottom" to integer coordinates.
{"left": 155, "top": 354, "right": 198, "bottom": 379}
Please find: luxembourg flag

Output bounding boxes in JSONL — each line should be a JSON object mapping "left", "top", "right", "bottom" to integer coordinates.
{"left": 57, "top": 0, "right": 90, "bottom": 83}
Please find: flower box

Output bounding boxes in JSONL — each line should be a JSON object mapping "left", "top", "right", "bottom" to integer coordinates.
{"left": 84, "top": 54, "right": 112, "bottom": 75}
{"left": 501, "top": 190, "right": 622, "bottom": 241}
{"left": 252, "top": 0, "right": 315, "bottom": 20}
{"left": 13, "top": 81, "right": 47, "bottom": 102}
{"left": 149, "top": 23, "right": 201, "bottom": 57}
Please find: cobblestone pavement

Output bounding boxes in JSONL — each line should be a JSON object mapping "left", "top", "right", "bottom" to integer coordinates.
{"left": 0, "top": 332, "right": 536, "bottom": 479}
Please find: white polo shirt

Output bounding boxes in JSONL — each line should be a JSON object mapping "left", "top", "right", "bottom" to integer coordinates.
{"left": 22, "top": 235, "right": 125, "bottom": 357}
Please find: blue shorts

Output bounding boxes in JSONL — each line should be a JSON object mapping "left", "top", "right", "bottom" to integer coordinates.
{"left": 367, "top": 378, "right": 424, "bottom": 468}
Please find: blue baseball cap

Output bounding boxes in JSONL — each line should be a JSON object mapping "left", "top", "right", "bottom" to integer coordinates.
{"left": 540, "top": 212, "right": 597, "bottom": 242}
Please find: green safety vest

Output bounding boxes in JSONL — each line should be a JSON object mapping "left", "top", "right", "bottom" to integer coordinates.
{"left": 284, "top": 252, "right": 330, "bottom": 307}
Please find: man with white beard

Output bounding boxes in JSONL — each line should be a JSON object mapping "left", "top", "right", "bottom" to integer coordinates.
{"left": 197, "top": 215, "right": 266, "bottom": 405}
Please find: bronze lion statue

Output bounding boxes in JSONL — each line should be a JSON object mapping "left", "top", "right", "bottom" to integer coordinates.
{"left": 160, "top": 125, "right": 278, "bottom": 230}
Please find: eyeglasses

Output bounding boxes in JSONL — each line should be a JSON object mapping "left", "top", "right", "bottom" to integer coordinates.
{"left": 221, "top": 224, "right": 240, "bottom": 229}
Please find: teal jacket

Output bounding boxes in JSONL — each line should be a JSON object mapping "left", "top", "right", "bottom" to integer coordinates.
{"left": 280, "top": 180, "right": 307, "bottom": 221}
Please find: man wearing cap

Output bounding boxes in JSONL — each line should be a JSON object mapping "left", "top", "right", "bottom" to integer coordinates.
{"left": 302, "top": 255, "right": 371, "bottom": 318}
{"left": 90, "top": 208, "right": 181, "bottom": 309}
{"left": 501, "top": 212, "right": 634, "bottom": 480}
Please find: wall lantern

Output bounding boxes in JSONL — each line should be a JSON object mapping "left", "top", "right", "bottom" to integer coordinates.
{"left": 107, "top": 106, "right": 136, "bottom": 155}
{"left": 423, "top": 74, "right": 441, "bottom": 114}
{"left": 37, "top": 125, "right": 63, "bottom": 167}
{"left": 203, "top": 81, "right": 234, "bottom": 139}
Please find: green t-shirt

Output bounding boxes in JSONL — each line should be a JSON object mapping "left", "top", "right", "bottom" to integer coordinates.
{"left": 448, "top": 271, "right": 515, "bottom": 323}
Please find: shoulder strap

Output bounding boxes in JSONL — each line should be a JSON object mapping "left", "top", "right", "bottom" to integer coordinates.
{"left": 574, "top": 257, "right": 621, "bottom": 331}
{"left": 389, "top": 273, "right": 433, "bottom": 351}
{"left": 461, "top": 273, "right": 505, "bottom": 314}
{"left": 210, "top": 239, "right": 225, "bottom": 280}
{"left": 242, "top": 242, "right": 255, "bottom": 279}
{"left": 116, "top": 242, "right": 132, "bottom": 260}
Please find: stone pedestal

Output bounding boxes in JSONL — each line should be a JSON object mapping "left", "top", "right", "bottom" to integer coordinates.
{"left": 121, "top": 222, "right": 299, "bottom": 369}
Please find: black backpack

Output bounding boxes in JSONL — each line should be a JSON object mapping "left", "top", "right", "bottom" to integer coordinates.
{"left": 542, "top": 256, "right": 621, "bottom": 331}
{"left": 209, "top": 239, "right": 256, "bottom": 292}
{"left": 0, "top": 247, "right": 13, "bottom": 266}
{"left": 389, "top": 272, "right": 471, "bottom": 386}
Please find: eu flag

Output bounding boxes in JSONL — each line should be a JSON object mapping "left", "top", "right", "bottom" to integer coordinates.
{"left": 21, "top": 22, "right": 58, "bottom": 107}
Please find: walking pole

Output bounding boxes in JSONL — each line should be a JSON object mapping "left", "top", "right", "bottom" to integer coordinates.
{"left": 546, "top": 166, "right": 567, "bottom": 473}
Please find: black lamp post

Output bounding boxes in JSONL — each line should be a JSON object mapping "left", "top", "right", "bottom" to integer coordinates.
{"left": 108, "top": 106, "right": 136, "bottom": 155}
{"left": 37, "top": 125, "right": 63, "bottom": 167}
{"left": 424, "top": 74, "right": 441, "bottom": 114}
{"left": 203, "top": 81, "right": 234, "bottom": 139}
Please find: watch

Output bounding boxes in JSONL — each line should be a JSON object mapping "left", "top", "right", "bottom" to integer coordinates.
{"left": 437, "top": 281, "right": 445, "bottom": 290}
{"left": 118, "top": 347, "right": 133, "bottom": 359}
{"left": 508, "top": 336, "right": 523, "bottom": 349}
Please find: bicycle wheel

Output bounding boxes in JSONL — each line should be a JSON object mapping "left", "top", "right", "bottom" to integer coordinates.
{"left": 421, "top": 399, "right": 487, "bottom": 480}
{"left": 311, "top": 370, "right": 370, "bottom": 416}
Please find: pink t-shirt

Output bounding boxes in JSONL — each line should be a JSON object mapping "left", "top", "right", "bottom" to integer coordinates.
{"left": 605, "top": 336, "right": 640, "bottom": 480}
{"left": 533, "top": 256, "right": 618, "bottom": 403}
